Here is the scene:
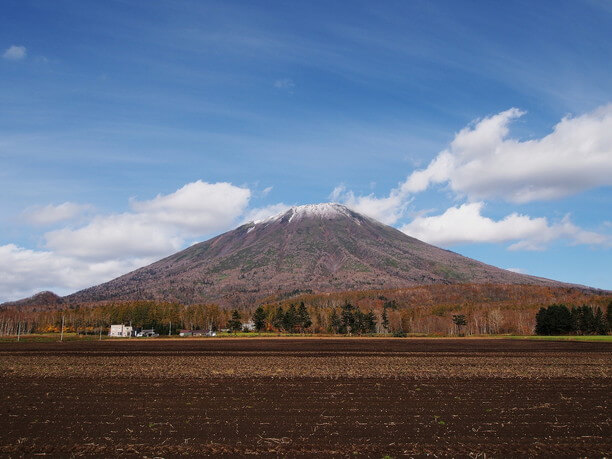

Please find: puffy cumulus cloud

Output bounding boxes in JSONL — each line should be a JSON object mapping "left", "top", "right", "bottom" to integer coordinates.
{"left": 45, "top": 181, "right": 251, "bottom": 261}
{"left": 44, "top": 213, "right": 184, "bottom": 260}
{"left": 22, "top": 202, "right": 92, "bottom": 225}
{"left": 2, "top": 45, "right": 26, "bottom": 60}
{"left": 1, "top": 181, "right": 259, "bottom": 301}
{"left": 0, "top": 244, "right": 154, "bottom": 302}
{"left": 330, "top": 185, "right": 408, "bottom": 225}
{"left": 402, "top": 104, "right": 612, "bottom": 203}
{"left": 400, "top": 202, "right": 609, "bottom": 250}
{"left": 129, "top": 181, "right": 251, "bottom": 234}
{"left": 330, "top": 104, "right": 612, "bottom": 227}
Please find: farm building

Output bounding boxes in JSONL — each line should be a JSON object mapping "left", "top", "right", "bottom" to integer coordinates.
{"left": 109, "top": 324, "right": 133, "bottom": 337}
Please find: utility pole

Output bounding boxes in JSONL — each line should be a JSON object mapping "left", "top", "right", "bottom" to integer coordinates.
{"left": 99, "top": 324, "right": 102, "bottom": 341}
{"left": 169, "top": 321, "right": 172, "bottom": 336}
{"left": 129, "top": 320, "right": 132, "bottom": 339}
{"left": 60, "top": 315, "right": 65, "bottom": 342}
{"left": 17, "top": 321, "right": 21, "bottom": 342}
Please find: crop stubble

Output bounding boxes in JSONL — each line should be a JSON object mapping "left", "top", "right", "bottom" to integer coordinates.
{"left": 0, "top": 338, "right": 610, "bottom": 457}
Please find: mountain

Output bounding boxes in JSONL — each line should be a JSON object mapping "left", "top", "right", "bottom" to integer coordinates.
{"left": 1, "top": 291, "right": 64, "bottom": 308}
{"left": 63, "top": 203, "right": 568, "bottom": 306}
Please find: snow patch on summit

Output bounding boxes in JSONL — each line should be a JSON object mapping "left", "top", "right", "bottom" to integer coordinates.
{"left": 252, "top": 203, "right": 361, "bottom": 226}
{"left": 289, "top": 203, "right": 354, "bottom": 220}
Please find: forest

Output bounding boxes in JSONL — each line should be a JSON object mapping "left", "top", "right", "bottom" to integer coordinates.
{"left": 535, "top": 304, "right": 609, "bottom": 335}
{"left": 1, "top": 284, "right": 610, "bottom": 336}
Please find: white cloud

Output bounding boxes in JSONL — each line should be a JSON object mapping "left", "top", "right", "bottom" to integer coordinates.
{"left": 129, "top": 181, "right": 251, "bottom": 234}
{"left": 3, "top": 45, "right": 27, "bottom": 60}
{"left": 22, "top": 202, "right": 92, "bottom": 225}
{"left": 331, "top": 185, "right": 408, "bottom": 225}
{"left": 0, "top": 244, "right": 154, "bottom": 302}
{"left": 274, "top": 78, "right": 295, "bottom": 90}
{"left": 331, "top": 104, "right": 612, "bottom": 237}
{"left": 400, "top": 202, "right": 609, "bottom": 250}
{"left": 506, "top": 267, "right": 526, "bottom": 274}
{"left": 45, "top": 180, "right": 251, "bottom": 261}
{"left": 1, "top": 180, "right": 258, "bottom": 301}
{"left": 242, "top": 203, "right": 291, "bottom": 223}
{"left": 44, "top": 213, "right": 184, "bottom": 261}
{"left": 402, "top": 104, "right": 612, "bottom": 202}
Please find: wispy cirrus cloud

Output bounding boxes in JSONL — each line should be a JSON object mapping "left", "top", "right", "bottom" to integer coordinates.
{"left": 273, "top": 78, "right": 295, "bottom": 92}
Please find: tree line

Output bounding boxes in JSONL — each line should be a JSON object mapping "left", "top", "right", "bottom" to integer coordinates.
{"left": 229, "top": 302, "right": 314, "bottom": 333}
{"left": 0, "top": 295, "right": 610, "bottom": 336}
{"left": 535, "top": 304, "right": 611, "bottom": 335}
{"left": 231, "top": 302, "right": 379, "bottom": 335}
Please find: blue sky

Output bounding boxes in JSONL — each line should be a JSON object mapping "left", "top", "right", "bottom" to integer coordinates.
{"left": 1, "top": 0, "right": 611, "bottom": 301}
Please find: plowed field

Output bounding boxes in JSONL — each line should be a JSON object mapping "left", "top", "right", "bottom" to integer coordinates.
{"left": 1, "top": 338, "right": 610, "bottom": 457}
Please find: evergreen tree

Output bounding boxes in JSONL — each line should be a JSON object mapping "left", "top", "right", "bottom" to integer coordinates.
{"left": 381, "top": 307, "right": 389, "bottom": 332}
{"left": 593, "top": 307, "right": 608, "bottom": 335}
{"left": 578, "top": 305, "right": 595, "bottom": 333}
{"left": 272, "top": 306, "right": 284, "bottom": 331}
{"left": 570, "top": 305, "right": 606, "bottom": 335}
{"left": 570, "top": 306, "right": 580, "bottom": 333}
{"left": 297, "top": 302, "right": 312, "bottom": 332}
{"left": 365, "top": 311, "right": 377, "bottom": 334}
{"left": 283, "top": 304, "right": 298, "bottom": 333}
{"left": 384, "top": 300, "right": 398, "bottom": 310}
{"left": 340, "top": 303, "right": 357, "bottom": 335}
{"left": 227, "top": 310, "right": 242, "bottom": 333}
{"left": 353, "top": 309, "right": 365, "bottom": 335}
{"left": 252, "top": 306, "right": 267, "bottom": 332}
{"left": 328, "top": 309, "right": 341, "bottom": 334}
{"left": 584, "top": 305, "right": 595, "bottom": 333}
{"left": 535, "top": 307, "right": 549, "bottom": 335}
{"left": 535, "top": 304, "right": 572, "bottom": 335}
{"left": 607, "top": 301, "right": 612, "bottom": 332}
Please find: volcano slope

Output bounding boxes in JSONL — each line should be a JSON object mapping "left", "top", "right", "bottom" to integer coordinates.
{"left": 65, "top": 203, "right": 567, "bottom": 305}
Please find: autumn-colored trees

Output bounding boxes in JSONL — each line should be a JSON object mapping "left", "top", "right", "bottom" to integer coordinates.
{"left": 0, "top": 301, "right": 230, "bottom": 336}
{"left": 0, "top": 285, "right": 609, "bottom": 336}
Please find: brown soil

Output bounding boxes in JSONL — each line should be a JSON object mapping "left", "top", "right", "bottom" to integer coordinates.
{"left": 1, "top": 338, "right": 610, "bottom": 457}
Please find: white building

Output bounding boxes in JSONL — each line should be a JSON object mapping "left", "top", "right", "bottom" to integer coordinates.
{"left": 109, "top": 324, "right": 133, "bottom": 337}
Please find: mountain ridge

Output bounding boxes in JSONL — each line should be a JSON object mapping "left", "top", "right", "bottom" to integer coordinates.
{"left": 57, "top": 203, "right": 578, "bottom": 306}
